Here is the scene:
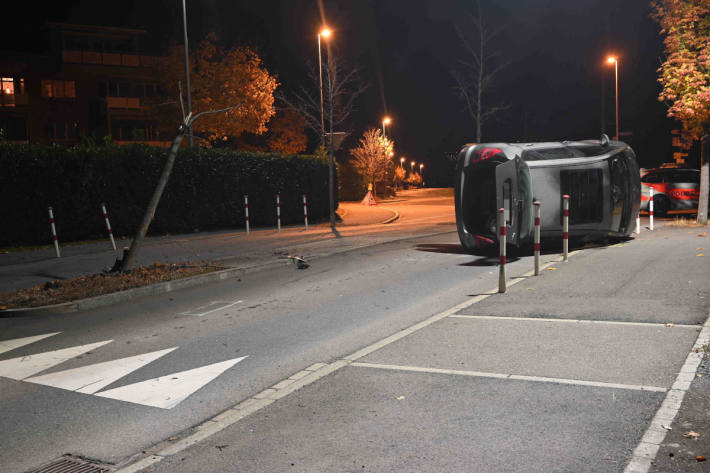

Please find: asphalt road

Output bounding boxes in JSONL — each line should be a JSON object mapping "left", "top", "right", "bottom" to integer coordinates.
{"left": 0, "top": 211, "right": 707, "bottom": 472}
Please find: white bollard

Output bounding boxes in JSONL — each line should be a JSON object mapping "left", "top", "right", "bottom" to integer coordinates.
{"left": 562, "top": 194, "right": 569, "bottom": 261}
{"left": 649, "top": 187, "right": 654, "bottom": 231}
{"left": 101, "top": 203, "right": 117, "bottom": 251}
{"left": 534, "top": 201, "right": 541, "bottom": 276}
{"left": 244, "top": 195, "right": 250, "bottom": 235}
{"left": 636, "top": 212, "right": 641, "bottom": 234}
{"left": 276, "top": 194, "right": 281, "bottom": 232}
{"left": 498, "top": 207, "right": 506, "bottom": 294}
{"left": 303, "top": 194, "right": 309, "bottom": 230}
{"left": 48, "top": 206, "right": 61, "bottom": 258}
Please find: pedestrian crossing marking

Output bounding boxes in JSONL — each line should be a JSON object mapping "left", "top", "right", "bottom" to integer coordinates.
{"left": 96, "top": 356, "right": 248, "bottom": 409}
{"left": 0, "top": 340, "right": 113, "bottom": 380}
{"left": 0, "top": 332, "right": 61, "bottom": 356}
{"left": 25, "top": 347, "right": 178, "bottom": 394}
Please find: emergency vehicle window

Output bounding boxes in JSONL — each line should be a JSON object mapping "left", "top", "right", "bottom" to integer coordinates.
{"left": 683, "top": 172, "right": 700, "bottom": 183}
{"left": 641, "top": 173, "right": 662, "bottom": 183}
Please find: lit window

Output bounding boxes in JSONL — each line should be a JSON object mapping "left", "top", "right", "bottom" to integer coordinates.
{"left": 1, "top": 77, "right": 14, "bottom": 95}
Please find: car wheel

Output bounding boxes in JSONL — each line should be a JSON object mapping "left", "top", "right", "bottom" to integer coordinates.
{"left": 653, "top": 194, "right": 670, "bottom": 218}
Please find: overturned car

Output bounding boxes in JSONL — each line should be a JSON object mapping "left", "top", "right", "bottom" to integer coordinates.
{"left": 455, "top": 135, "right": 641, "bottom": 253}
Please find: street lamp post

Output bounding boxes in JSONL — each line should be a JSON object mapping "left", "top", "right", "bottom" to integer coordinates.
{"left": 317, "top": 27, "right": 335, "bottom": 230}
{"left": 181, "top": 0, "right": 193, "bottom": 148}
{"left": 419, "top": 163, "right": 424, "bottom": 187}
{"left": 607, "top": 56, "right": 619, "bottom": 141}
{"left": 400, "top": 157, "right": 405, "bottom": 169}
{"left": 410, "top": 160, "right": 415, "bottom": 172}
{"left": 382, "top": 116, "right": 391, "bottom": 139}
{"left": 317, "top": 28, "right": 331, "bottom": 147}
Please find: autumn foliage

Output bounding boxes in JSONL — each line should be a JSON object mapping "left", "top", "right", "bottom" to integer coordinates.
{"left": 267, "top": 110, "right": 308, "bottom": 154}
{"left": 155, "top": 33, "right": 278, "bottom": 146}
{"left": 350, "top": 128, "right": 394, "bottom": 196}
{"left": 651, "top": 0, "right": 710, "bottom": 138}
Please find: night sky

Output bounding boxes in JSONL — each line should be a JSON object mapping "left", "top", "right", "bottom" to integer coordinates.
{"left": 3, "top": 0, "right": 687, "bottom": 185}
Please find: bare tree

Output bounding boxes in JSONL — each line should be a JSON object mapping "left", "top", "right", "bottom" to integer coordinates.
{"left": 450, "top": 0, "right": 509, "bottom": 142}
{"left": 278, "top": 50, "right": 369, "bottom": 149}
{"left": 350, "top": 128, "right": 394, "bottom": 197}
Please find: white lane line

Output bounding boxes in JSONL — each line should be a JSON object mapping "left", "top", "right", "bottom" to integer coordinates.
{"left": 351, "top": 362, "right": 667, "bottom": 393}
{"left": 0, "top": 332, "right": 61, "bottom": 355}
{"left": 25, "top": 347, "right": 178, "bottom": 394}
{"left": 97, "top": 356, "right": 248, "bottom": 409}
{"left": 179, "top": 300, "right": 242, "bottom": 317}
{"left": 116, "top": 247, "right": 585, "bottom": 471}
{"left": 0, "top": 340, "right": 113, "bottom": 380}
{"left": 624, "top": 311, "right": 710, "bottom": 473}
{"left": 450, "top": 314, "right": 699, "bottom": 329}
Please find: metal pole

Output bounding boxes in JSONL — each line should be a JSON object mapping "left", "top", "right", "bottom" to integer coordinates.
{"left": 614, "top": 60, "right": 619, "bottom": 141}
{"left": 649, "top": 187, "right": 654, "bottom": 231}
{"left": 276, "top": 194, "right": 281, "bottom": 232}
{"left": 534, "top": 201, "right": 541, "bottom": 276}
{"left": 181, "top": 0, "right": 193, "bottom": 148}
{"left": 498, "top": 208, "right": 506, "bottom": 293}
{"left": 318, "top": 34, "right": 325, "bottom": 148}
{"left": 562, "top": 194, "right": 569, "bottom": 261}
{"left": 382, "top": 121, "right": 386, "bottom": 139}
{"left": 635, "top": 211, "right": 640, "bottom": 235}
{"left": 244, "top": 195, "right": 250, "bottom": 235}
{"left": 102, "top": 203, "right": 117, "bottom": 251}
{"left": 327, "top": 50, "right": 335, "bottom": 231}
{"left": 48, "top": 206, "right": 61, "bottom": 258}
{"left": 303, "top": 194, "right": 309, "bottom": 230}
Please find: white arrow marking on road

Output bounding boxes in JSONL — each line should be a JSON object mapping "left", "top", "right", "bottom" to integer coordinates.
{"left": 24, "top": 347, "right": 178, "bottom": 394}
{"left": 0, "top": 340, "right": 113, "bottom": 380}
{"left": 0, "top": 332, "right": 61, "bottom": 355}
{"left": 96, "top": 356, "right": 248, "bottom": 409}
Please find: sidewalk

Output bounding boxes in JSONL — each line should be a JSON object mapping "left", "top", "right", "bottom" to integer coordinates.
{"left": 0, "top": 191, "right": 450, "bottom": 294}
{"left": 128, "top": 223, "right": 709, "bottom": 473}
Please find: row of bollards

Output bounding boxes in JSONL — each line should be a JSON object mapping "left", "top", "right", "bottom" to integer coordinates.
{"left": 47, "top": 203, "right": 116, "bottom": 258}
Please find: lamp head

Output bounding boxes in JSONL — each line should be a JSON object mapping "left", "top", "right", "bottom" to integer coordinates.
{"left": 319, "top": 27, "right": 332, "bottom": 38}
{"left": 606, "top": 56, "right": 617, "bottom": 64}
{"left": 383, "top": 116, "right": 391, "bottom": 125}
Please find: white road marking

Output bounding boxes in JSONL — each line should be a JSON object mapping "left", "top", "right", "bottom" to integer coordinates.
{"left": 0, "top": 340, "right": 113, "bottom": 380}
{"left": 96, "top": 356, "right": 248, "bottom": 409}
{"left": 450, "top": 314, "right": 699, "bottom": 329}
{"left": 0, "top": 332, "right": 61, "bottom": 355}
{"left": 351, "top": 362, "right": 667, "bottom": 392}
{"left": 24, "top": 347, "right": 178, "bottom": 394}
{"left": 623, "top": 312, "right": 710, "bottom": 473}
{"left": 179, "top": 300, "right": 242, "bottom": 317}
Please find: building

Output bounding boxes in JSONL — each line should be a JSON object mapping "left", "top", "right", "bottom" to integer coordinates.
{"left": 0, "top": 23, "right": 170, "bottom": 145}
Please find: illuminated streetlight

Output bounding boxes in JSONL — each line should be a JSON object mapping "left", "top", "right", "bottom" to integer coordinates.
{"left": 317, "top": 26, "right": 335, "bottom": 229}
{"left": 382, "top": 116, "right": 392, "bottom": 138}
{"left": 410, "top": 160, "right": 415, "bottom": 172}
{"left": 318, "top": 28, "right": 332, "bottom": 145}
{"left": 419, "top": 163, "right": 424, "bottom": 172}
{"left": 400, "top": 157, "right": 405, "bottom": 168}
{"left": 606, "top": 56, "right": 619, "bottom": 140}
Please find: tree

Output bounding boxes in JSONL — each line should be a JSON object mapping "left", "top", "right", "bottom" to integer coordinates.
{"left": 153, "top": 33, "right": 278, "bottom": 147}
{"left": 278, "top": 50, "right": 368, "bottom": 149}
{"left": 350, "top": 128, "right": 394, "bottom": 197}
{"left": 393, "top": 166, "right": 406, "bottom": 190}
{"left": 267, "top": 109, "right": 308, "bottom": 154}
{"left": 450, "top": 0, "right": 509, "bottom": 142}
{"left": 651, "top": 0, "right": 710, "bottom": 223}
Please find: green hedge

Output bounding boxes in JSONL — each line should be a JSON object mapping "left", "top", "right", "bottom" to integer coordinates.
{"left": 0, "top": 143, "right": 334, "bottom": 246}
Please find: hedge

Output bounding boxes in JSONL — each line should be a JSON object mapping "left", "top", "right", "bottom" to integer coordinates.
{"left": 0, "top": 143, "right": 335, "bottom": 247}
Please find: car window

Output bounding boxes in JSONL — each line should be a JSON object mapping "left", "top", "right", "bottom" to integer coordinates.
{"left": 683, "top": 171, "right": 700, "bottom": 183}
{"left": 641, "top": 173, "right": 662, "bottom": 183}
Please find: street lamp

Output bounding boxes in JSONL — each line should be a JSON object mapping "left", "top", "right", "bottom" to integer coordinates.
{"left": 382, "top": 116, "right": 391, "bottom": 138}
{"left": 410, "top": 160, "right": 415, "bottom": 172}
{"left": 419, "top": 163, "right": 424, "bottom": 173}
{"left": 317, "top": 26, "right": 336, "bottom": 230}
{"left": 400, "top": 157, "right": 405, "bottom": 168}
{"left": 318, "top": 27, "right": 332, "bottom": 146}
{"left": 606, "top": 56, "right": 619, "bottom": 140}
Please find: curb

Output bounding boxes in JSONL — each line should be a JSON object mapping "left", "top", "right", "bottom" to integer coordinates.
{"left": 1, "top": 228, "right": 455, "bottom": 318}
{"left": 380, "top": 207, "right": 400, "bottom": 224}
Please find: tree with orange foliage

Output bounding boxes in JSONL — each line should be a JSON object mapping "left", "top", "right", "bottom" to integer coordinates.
{"left": 267, "top": 109, "right": 308, "bottom": 154}
{"left": 350, "top": 128, "right": 394, "bottom": 197}
{"left": 651, "top": 0, "right": 710, "bottom": 223}
{"left": 154, "top": 33, "right": 278, "bottom": 147}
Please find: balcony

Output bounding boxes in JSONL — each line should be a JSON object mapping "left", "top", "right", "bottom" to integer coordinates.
{"left": 106, "top": 97, "right": 141, "bottom": 109}
{"left": 62, "top": 50, "right": 158, "bottom": 68}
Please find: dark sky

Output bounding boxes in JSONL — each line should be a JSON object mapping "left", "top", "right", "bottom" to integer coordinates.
{"left": 3, "top": 0, "right": 684, "bottom": 185}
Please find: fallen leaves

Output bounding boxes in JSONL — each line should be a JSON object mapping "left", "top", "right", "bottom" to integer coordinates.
{"left": 396, "top": 396, "right": 405, "bottom": 400}
{"left": 683, "top": 430, "right": 701, "bottom": 439}
{"left": 547, "top": 267, "right": 558, "bottom": 271}
{"left": 697, "top": 456, "right": 706, "bottom": 462}
{"left": 698, "top": 253, "right": 705, "bottom": 257}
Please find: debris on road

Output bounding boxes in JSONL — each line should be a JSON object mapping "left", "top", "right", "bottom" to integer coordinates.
{"left": 284, "top": 255, "right": 310, "bottom": 269}
{"left": 683, "top": 431, "right": 700, "bottom": 439}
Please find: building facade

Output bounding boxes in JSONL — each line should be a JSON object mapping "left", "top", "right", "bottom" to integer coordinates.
{"left": 0, "top": 23, "right": 170, "bottom": 145}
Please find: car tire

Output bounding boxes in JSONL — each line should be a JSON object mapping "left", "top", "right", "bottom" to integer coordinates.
{"left": 653, "top": 194, "right": 670, "bottom": 218}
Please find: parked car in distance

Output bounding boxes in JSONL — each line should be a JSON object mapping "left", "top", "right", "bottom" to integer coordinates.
{"left": 640, "top": 168, "right": 700, "bottom": 217}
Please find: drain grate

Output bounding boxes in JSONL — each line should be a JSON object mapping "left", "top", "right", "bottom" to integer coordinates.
{"left": 26, "top": 455, "right": 111, "bottom": 473}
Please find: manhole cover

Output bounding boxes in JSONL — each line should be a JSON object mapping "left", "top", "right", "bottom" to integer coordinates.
{"left": 26, "top": 455, "right": 111, "bottom": 473}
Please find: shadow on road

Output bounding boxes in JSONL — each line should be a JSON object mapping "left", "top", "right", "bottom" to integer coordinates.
{"left": 459, "top": 256, "right": 520, "bottom": 266}
{"left": 414, "top": 243, "right": 470, "bottom": 255}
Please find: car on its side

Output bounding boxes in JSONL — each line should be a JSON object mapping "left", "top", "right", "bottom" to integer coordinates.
{"left": 640, "top": 168, "right": 700, "bottom": 217}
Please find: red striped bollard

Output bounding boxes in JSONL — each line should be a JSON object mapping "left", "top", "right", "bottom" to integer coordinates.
{"left": 48, "top": 206, "right": 61, "bottom": 258}
{"left": 101, "top": 203, "right": 117, "bottom": 250}
{"left": 562, "top": 194, "right": 569, "bottom": 261}
{"left": 498, "top": 207, "right": 506, "bottom": 293}
{"left": 303, "top": 194, "right": 309, "bottom": 230}
{"left": 244, "top": 195, "right": 250, "bottom": 235}
{"left": 534, "top": 201, "right": 541, "bottom": 275}
{"left": 636, "top": 211, "right": 641, "bottom": 234}
{"left": 649, "top": 187, "right": 654, "bottom": 231}
{"left": 276, "top": 194, "right": 281, "bottom": 232}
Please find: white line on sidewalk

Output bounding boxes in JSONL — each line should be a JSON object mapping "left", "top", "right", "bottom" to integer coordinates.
{"left": 623, "top": 311, "right": 710, "bottom": 473}
{"left": 350, "top": 362, "right": 667, "bottom": 393}
{"left": 449, "top": 314, "right": 699, "bottom": 329}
